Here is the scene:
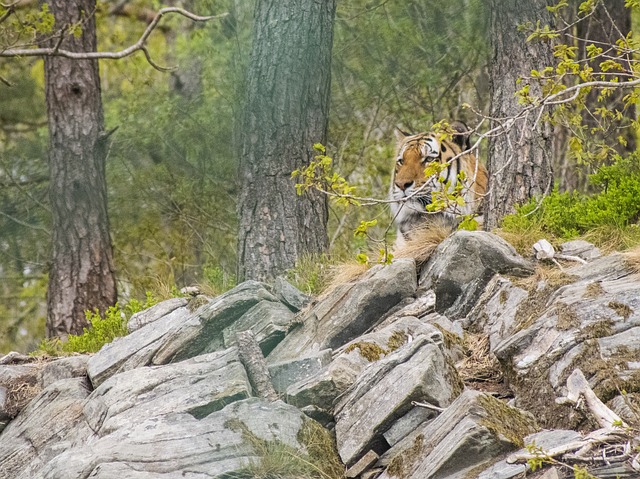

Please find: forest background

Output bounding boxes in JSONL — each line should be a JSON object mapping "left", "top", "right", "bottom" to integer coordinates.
{"left": 1, "top": 0, "right": 638, "bottom": 353}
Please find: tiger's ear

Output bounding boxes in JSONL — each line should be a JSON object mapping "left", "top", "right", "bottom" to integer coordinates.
{"left": 450, "top": 121, "right": 472, "bottom": 151}
{"left": 394, "top": 127, "right": 411, "bottom": 143}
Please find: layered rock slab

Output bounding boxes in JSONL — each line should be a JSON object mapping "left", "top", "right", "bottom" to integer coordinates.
{"left": 379, "top": 389, "right": 538, "bottom": 479}
{"left": 267, "top": 259, "right": 418, "bottom": 363}
{"left": 420, "top": 230, "right": 534, "bottom": 319}
{"left": 87, "top": 281, "right": 279, "bottom": 387}
{"left": 38, "top": 398, "right": 331, "bottom": 479}
{"left": 334, "top": 332, "right": 462, "bottom": 466}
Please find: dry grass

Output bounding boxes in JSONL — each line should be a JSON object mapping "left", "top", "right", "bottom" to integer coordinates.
{"left": 324, "top": 261, "right": 369, "bottom": 293}
{"left": 393, "top": 223, "right": 452, "bottom": 265}
{"left": 457, "top": 333, "right": 502, "bottom": 383}
{"left": 622, "top": 243, "right": 640, "bottom": 273}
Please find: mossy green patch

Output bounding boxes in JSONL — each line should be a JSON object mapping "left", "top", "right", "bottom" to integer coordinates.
{"left": 386, "top": 433, "right": 425, "bottom": 478}
{"left": 387, "top": 330, "right": 408, "bottom": 352}
{"left": 477, "top": 394, "right": 538, "bottom": 448}
{"left": 344, "top": 341, "right": 387, "bottom": 361}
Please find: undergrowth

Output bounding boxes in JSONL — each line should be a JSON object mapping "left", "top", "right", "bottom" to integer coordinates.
{"left": 499, "top": 152, "right": 640, "bottom": 254}
{"left": 34, "top": 292, "right": 158, "bottom": 356}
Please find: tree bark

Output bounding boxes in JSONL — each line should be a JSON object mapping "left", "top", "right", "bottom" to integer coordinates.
{"left": 485, "top": 0, "right": 555, "bottom": 229}
{"left": 43, "top": 0, "right": 117, "bottom": 338}
{"left": 237, "top": 0, "right": 335, "bottom": 282}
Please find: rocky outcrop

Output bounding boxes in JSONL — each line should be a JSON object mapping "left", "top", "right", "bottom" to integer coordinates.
{"left": 2, "top": 231, "right": 640, "bottom": 479}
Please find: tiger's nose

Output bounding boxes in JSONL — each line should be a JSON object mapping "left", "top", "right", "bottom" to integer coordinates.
{"left": 396, "top": 180, "right": 414, "bottom": 191}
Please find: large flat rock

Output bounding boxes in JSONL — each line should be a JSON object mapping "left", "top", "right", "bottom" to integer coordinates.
{"left": 419, "top": 230, "right": 534, "bottom": 319}
{"left": 267, "top": 259, "right": 417, "bottom": 363}
{"left": 87, "top": 281, "right": 277, "bottom": 387}
{"left": 36, "top": 398, "right": 340, "bottom": 479}
{"left": 84, "top": 347, "right": 252, "bottom": 435}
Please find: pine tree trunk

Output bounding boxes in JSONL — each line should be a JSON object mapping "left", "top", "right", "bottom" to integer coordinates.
{"left": 237, "top": 0, "right": 335, "bottom": 282}
{"left": 485, "top": 0, "right": 555, "bottom": 229}
{"left": 43, "top": 0, "right": 117, "bottom": 338}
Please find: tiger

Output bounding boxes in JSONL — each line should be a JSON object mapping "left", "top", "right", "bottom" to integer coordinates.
{"left": 389, "top": 121, "right": 488, "bottom": 246}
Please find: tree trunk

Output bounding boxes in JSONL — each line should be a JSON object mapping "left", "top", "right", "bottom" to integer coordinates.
{"left": 43, "top": 0, "right": 117, "bottom": 338}
{"left": 237, "top": 0, "right": 335, "bottom": 282}
{"left": 485, "top": 0, "right": 555, "bottom": 229}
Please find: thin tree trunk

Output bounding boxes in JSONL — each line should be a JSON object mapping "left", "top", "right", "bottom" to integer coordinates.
{"left": 485, "top": 0, "right": 555, "bottom": 229}
{"left": 43, "top": 0, "right": 117, "bottom": 338}
{"left": 237, "top": 0, "right": 335, "bottom": 282}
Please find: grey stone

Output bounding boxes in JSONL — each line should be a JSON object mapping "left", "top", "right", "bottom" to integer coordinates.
{"left": 127, "top": 297, "right": 188, "bottom": 332}
{"left": 419, "top": 230, "right": 534, "bottom": 319}
{"left": 286, "top": 317, "right": 443, "bottom": 411}
{"left": 335, "top": 334, "right": 460, "bottom": 466}
{"left": 378, "top": 389, "right": 538, "bottom": 479}
{"left": 269, "top": 349, "right": 332, "bottom": 393}
{"left": 274, "top": 276, "right": 311, "bottom": 312}
{"left": 87, "top": 281, "right": 276, "bottom": 387}
{"left": 383, "top": 407, "right": 436, "bottom": 447}
{"left": 477, "top": 429, "right": 581, "bottom": 479}
{"left": 37, "top": 398, "right": 334, "bottom": 479}
{"left": 85, "top": 347, "right": 251, "bottom": 435}
{"left": 0, "top": 378, "right": 93, "bottom": 479}
{"left": 223, "top": 300, "right": 294, "bottom": 356}
{"left": 39, "top": 355, "right": 89, "bottom": 389}
{"left": 267, "top": 259, "right": 417, "bottom": 363}
{"left": 560, "top": 240, "right": 601, "bottom": 261}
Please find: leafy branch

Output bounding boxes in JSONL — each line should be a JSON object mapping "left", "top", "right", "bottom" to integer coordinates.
{"left": 0, "top": 7, "right": 227, "bottom": 72}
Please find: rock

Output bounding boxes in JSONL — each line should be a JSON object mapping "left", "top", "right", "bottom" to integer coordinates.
{"left": 222, "top": 300, "right": 294, "bottom": 356}
{"left": 286, "top": 317, "right": 443, "bottom": 412}
{"left": 87, "top": 281, "right": 276, "bottom": 387}
{"left": 419, "top": 230, "right": 534, "bottom": 319}
{"left": 477, "top": 429, "right": 581, "bottom": 479}
{"left": 269, "top": 349, "right": 333, "bottom": 393}
{"left": 36, "top": 398, "right": 343, "bottom": 479}
{"left": 383, "top": 407, "right": 436, "bottom": 447}
{"left": 39, "top": 355, "right": 89, "bottom": 389}
{"left": 464, "top": 253, "right": 640, "bottom": 429}
{"left": 335, "top": 334, "right": 461, "bottom": 466}
{"left": 274, "top": 276, "right": 311, "bottom": 312}
{"left": 346, "top": 450, "right": 379, "bottom": 478}
{"left": 560, "top": 240, "right": 601, "bottom": 261}
{"left": 0, "top": 378, "right": 93, "bottom": 479}
{"left": 267, "top": 259, "right": 418, "bottom": 363}
{"left": 378, "top": 389, "right": 538, "bottom": 479}
{"left": 127, "top": 297, "right": 189, "bottom": 332}
{"left": 151, "top": 280, "right": 278, "bottom": 364}
{"left": 84, "top": 348, "right": 252, "bottom": 435}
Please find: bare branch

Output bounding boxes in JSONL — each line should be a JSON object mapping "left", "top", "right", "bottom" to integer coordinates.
{"left": 0, "top": 7, "right": 228, "bottom": 72}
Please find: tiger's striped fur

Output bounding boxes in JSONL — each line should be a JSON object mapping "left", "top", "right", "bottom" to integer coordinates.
{"left": 389, "top": 122, "right": 488, "bottom": 245}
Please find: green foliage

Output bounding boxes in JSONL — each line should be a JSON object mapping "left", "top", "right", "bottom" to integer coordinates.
{"left": 34, "top": 293, "right": 158, "bottom": 356}
{"left": 285, "top": 254, "right": 334, "bottom": 295}
{"left": 501, "top": 152, "right": 640, "bottom": 248}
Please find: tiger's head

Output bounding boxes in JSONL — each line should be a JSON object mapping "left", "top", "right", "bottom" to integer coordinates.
{"left": 389, "top": 121, "right": 487, "bottom": 243}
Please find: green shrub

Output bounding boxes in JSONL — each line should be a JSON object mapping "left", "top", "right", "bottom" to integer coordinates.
{"left": 501, "top": 151, "right": 640, "bottom": 250}
{"left": 34, "top": 292, "right": 158, "bottom": 356}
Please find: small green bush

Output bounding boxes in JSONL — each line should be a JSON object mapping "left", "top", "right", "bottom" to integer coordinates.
{"left": 501, "top": 151, "right": 640, "bottom": 249}
{"left": 34, "top": 292, "right": 158, "bottom": 356}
